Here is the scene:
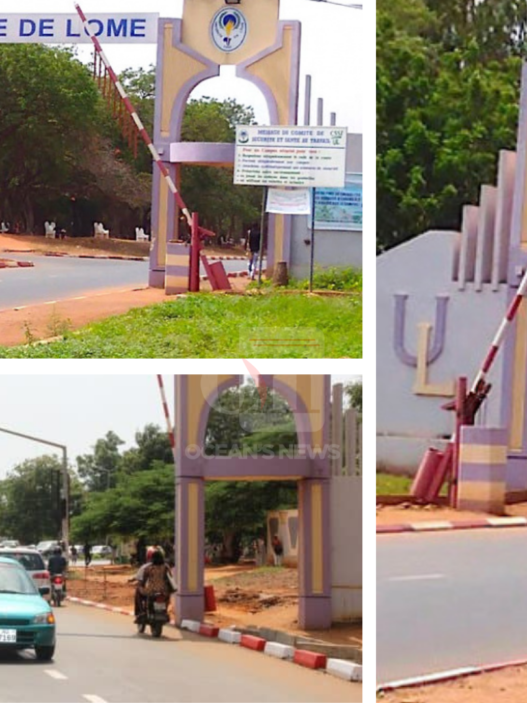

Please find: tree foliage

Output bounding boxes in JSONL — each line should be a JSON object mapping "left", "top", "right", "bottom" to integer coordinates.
{"left": 377, "top": 0, "right": 522, "bottom": 251}
{"left": 0, "top": 456, "right": 83, "bottom": 544}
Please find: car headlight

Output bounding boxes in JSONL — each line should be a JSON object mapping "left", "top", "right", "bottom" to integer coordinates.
{"left": 33, "top": 612, "right": 55, "bottom": 625}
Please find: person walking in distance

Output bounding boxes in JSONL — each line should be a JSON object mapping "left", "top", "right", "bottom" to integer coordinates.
{"left": 83, "top": 542, "right": 92, "bottom": 567}
{"left": 246, "top": 222, "right": 261, "bottom": 280}
{"left": 271, "top": 534, "right": 283, "bottom": 567}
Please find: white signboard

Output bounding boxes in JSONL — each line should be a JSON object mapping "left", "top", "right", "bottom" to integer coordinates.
{"left": 234, "top": 126, "right": 347, "bottom": 188}
{"left": 0, "top": 14, "right": 159, "bottom": 44}
{"left": 266, "top": 188, "right": 312, "bottom": 215}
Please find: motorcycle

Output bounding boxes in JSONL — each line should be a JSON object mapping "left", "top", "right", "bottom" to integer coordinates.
{"left": 136, "top": 592, "right": 169, "bottom": 638}
{"left": 50, "top": 574, "right": 65, "bottom": 607}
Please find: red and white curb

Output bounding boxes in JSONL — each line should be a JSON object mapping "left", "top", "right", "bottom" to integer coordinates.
{"left": 179, "top": 619, "right": 361, "bottom": 682}
{"left": 199, "top": 271, "right": 248, "bottom": 282}
{"left": 207, "top": 256, "right": 247, "bottom": 261}
{"left": 1, "top": 249, "right": 147, "bottom": 262}
{"left": 377, "top": 657, "right": 527, "bottom": 693}
{"left": 66, "top": 598, "right": 361, "bottom": 683}
{"left": 377, "top": 516, "right": 527, "bottom": 534}
{"left": 0, "top": 259, "right": 34, "bottom": 268}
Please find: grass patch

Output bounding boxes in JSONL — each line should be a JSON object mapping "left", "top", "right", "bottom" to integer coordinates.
{"left": 0, "top": 291, "right": 361, "bottom": 358}
{"left": 247, "top": 266, "right": 362, "bottom": 292}
{"left": 376, "top": 473, "right": 413, "bottom": 495}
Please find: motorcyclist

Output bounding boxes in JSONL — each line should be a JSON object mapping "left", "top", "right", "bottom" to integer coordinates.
{"left": 48, "top": 546, "right": 68, "bottom": 593}
{"left": 130, "top": 547, "right": 172, "bottom": 622}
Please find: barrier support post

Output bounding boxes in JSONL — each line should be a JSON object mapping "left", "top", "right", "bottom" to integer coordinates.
{"left": 189, "top": 212, "right": 200, "bottom": 293}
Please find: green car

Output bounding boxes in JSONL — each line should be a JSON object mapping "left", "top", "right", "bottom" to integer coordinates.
{"left": 0, "top": 557, "right": 56, "bottom": 661}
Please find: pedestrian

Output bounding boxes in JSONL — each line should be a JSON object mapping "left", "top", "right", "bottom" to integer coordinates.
{"left": 246, "top": 222, "right": 261, "bottom": 280}
{"left": 271, "top": 534, "right": 283, "bottom": 567}
{"left": 70, "top": 545, "right": 78, "bottom": 565}
{"left": 83, "top": 541, "right": 92, "bottom": 567}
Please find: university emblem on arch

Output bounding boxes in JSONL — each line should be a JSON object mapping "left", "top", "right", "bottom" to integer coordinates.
{"left": 210, "top": 8, "right": 248, "bottom": 53}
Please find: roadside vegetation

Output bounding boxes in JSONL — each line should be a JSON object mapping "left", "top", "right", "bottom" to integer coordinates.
{"left": 376, "top": 472, "right": 413, "bottom": 495}
{"left": 0, "top": 291, "right": 361, "bottom": 358}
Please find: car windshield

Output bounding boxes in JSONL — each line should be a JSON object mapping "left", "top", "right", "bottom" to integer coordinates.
{"left": 0, "top": 564, "right": 38, "bottom": 595}
{"left": 0, "top": 552, "right": 45, "bottom": 571}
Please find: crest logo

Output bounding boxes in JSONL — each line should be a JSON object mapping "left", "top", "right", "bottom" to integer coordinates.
{"left": 210, "top": 8, "right": 248, "bottom": 53}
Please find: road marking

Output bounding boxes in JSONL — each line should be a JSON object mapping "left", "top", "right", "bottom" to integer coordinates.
{"left": 44, "top": 669, "right": 68, "bottom": 680}
{"left": 83, "top": 695, "right": 108, "bottom": 703}
{"left": 387, "top": 574, "right": 446, "bottom": 582}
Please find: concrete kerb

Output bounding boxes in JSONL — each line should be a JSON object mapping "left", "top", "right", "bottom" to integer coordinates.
{"left": 66, "top": 596, "right": 362, "bottom": 683}
{"left": 377, "top": 516, "right": 527, "bottom": 534}
{"left": 377, "top": 657, "right": 527, "bottom": 693}
{"left": 0, "top": 259, "right": 35, "bottom": 268}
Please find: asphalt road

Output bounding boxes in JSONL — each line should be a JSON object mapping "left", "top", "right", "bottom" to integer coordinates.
{"left": 1, "top": 603, "right": 358, "bottom": 702}
{"left": 0, "top": 254, "right": 249, "bottom": 310}
{"left": 377, "top": 528, "right": 527, "bottom": 685}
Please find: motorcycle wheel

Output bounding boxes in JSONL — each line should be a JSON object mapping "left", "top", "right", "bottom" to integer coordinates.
{"left": 151, "top": 622, "right": 163, "bottom": 638}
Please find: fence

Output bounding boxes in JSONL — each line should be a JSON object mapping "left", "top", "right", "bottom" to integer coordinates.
{"left": 331, "top": 383, "right": 362, "bottom": 476}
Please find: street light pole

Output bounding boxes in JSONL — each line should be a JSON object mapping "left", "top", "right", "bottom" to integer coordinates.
{"left": 0, "top": 426, "right": 70, "bottom": 552}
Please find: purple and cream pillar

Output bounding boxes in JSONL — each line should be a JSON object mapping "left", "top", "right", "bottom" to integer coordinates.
{"left": 457, "top": 426, "right": 507, "bottom": 515}
{"left": 174, "top": 375, "right": 205, "bottom": 623}
{"left": 298, "top": 477, "right": 332, "bottom": 629}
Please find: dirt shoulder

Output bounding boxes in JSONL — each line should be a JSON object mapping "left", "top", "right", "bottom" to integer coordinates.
{"left": 379, "top": 667, "right": 527, "bottom": 703}
{"left": 0, "top": 234, "right": 247, "bottom": 260}
{"left": 0, "top": 278, "right": 250, "bottom": 347}
{"left": 377, "top": 501, "right": 527, "bottom": 526}
{"left": 68, "top": 563, "right": 361, "bottom": 649}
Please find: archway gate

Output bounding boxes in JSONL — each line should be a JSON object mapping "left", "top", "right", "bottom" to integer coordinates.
{"left": 175, "top": 375, "right": 332, "bottom": 630}
{"left": 0, "top": 0, "right": 300, "bottom": 291}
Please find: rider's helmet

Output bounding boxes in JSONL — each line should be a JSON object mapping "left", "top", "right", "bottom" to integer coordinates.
{"left": 146, "top": 546, "right": 156, "bottom": 562}
{"left": 151, "top": 548, "right": 165, "bottom": 566}
{"left": 54, "top": 546, "right": 62, "bottom": 555}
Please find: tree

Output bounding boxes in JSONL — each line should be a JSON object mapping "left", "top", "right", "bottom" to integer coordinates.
{"left": 205, "top": 481, "right": 296, "bottom": 561}
{"left": 204, "top": 384, "right": 296, "bottom": 455}
{"left": 0, "top": 456, "right": 63, "bottom": 544}
{"left": 377, "top": 0, "right": 521, "bottom": 251}
{"left": 76, "top": 431, "right": 124, "bottom": 492}
{"left": 71, "top": 461, "right": 175, "bottom": 543}
{"left": 345, "top": 381, "right": 363, "bottom": 415}
{"left": 120, "top": 424, "right": 174, "bottom": 474}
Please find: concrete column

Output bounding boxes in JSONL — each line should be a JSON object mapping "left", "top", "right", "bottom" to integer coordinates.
{"left": 298, "top": 478, "right": 332, "bottom": 629}
{"left": 175, "top": 476, "right": 205, "bottom": 624}
{"left": 457, "top": 426, "right": 507, "bottom": 514}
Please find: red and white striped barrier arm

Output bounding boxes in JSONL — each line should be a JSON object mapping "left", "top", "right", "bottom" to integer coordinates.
{"left": 471, "top": 269, "right": 527, "bottom": 392}
{"left": 156, "top": 375, "right": 176, "bottom": 462}
{"left": 74, "top": 3, "right": 192, "bottom": 228}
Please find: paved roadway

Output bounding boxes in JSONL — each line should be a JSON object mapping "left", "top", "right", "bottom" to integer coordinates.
{"left": 0, "top": 604, "right": 358, "bottom": 703}
{"left": 0, "top": 254, "right": 249, "bottom": 310}
{"left": 377, "top": 528, "right": 527, "bottom": 685}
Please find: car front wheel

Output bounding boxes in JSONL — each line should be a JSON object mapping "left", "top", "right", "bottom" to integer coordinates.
{"left": 35, "top": 645, "right": 55, "bottom": 661}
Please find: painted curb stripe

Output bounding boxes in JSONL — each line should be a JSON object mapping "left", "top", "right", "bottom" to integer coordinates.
{"left": 377, "top": 517, "right": 527, "bottom": 533}
{"left": 377, "top": 657, "right": 527, "bottom": 692}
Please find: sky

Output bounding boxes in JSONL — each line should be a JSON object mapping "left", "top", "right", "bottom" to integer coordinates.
{"left": 6, "top": 0, "right": 366, "bottom": 131}
{"left": 0, "top": 374, "right": 361, "bottom": 477}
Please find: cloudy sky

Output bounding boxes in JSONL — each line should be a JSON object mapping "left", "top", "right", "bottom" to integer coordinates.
{"left": 6, "top": 0, "right": 367, "bottom": 131}
{"left": 0, "top": 374, "right": 361, "bottom": 477}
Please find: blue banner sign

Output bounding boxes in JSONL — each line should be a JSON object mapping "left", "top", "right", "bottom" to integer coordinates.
{"left": 0, "top": 14, "right": 158, "bottom": 44}
{"left": 314, "top": 174, "right": 362, "bottom": 231}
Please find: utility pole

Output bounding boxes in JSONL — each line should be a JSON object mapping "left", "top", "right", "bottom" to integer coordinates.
{"left": 0, "top": 427, "right": 69, "bottom": 552}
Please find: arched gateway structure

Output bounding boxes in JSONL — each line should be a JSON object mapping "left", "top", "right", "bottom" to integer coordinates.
{"left": 150, "top": 0, "right": 300, "bottom": 288}
{"left": 1, "top": 1, "right": 300, "bottom": 289}
{"left": 175, "top": 375, "right": 332, "bottom": 630}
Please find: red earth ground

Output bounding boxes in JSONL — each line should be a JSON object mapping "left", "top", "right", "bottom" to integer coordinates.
{"left": 67, "top": 563, "right": 361, "bottom": 649}
{"left": 0, "top": 234, "right": 250, "bottom": 346}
